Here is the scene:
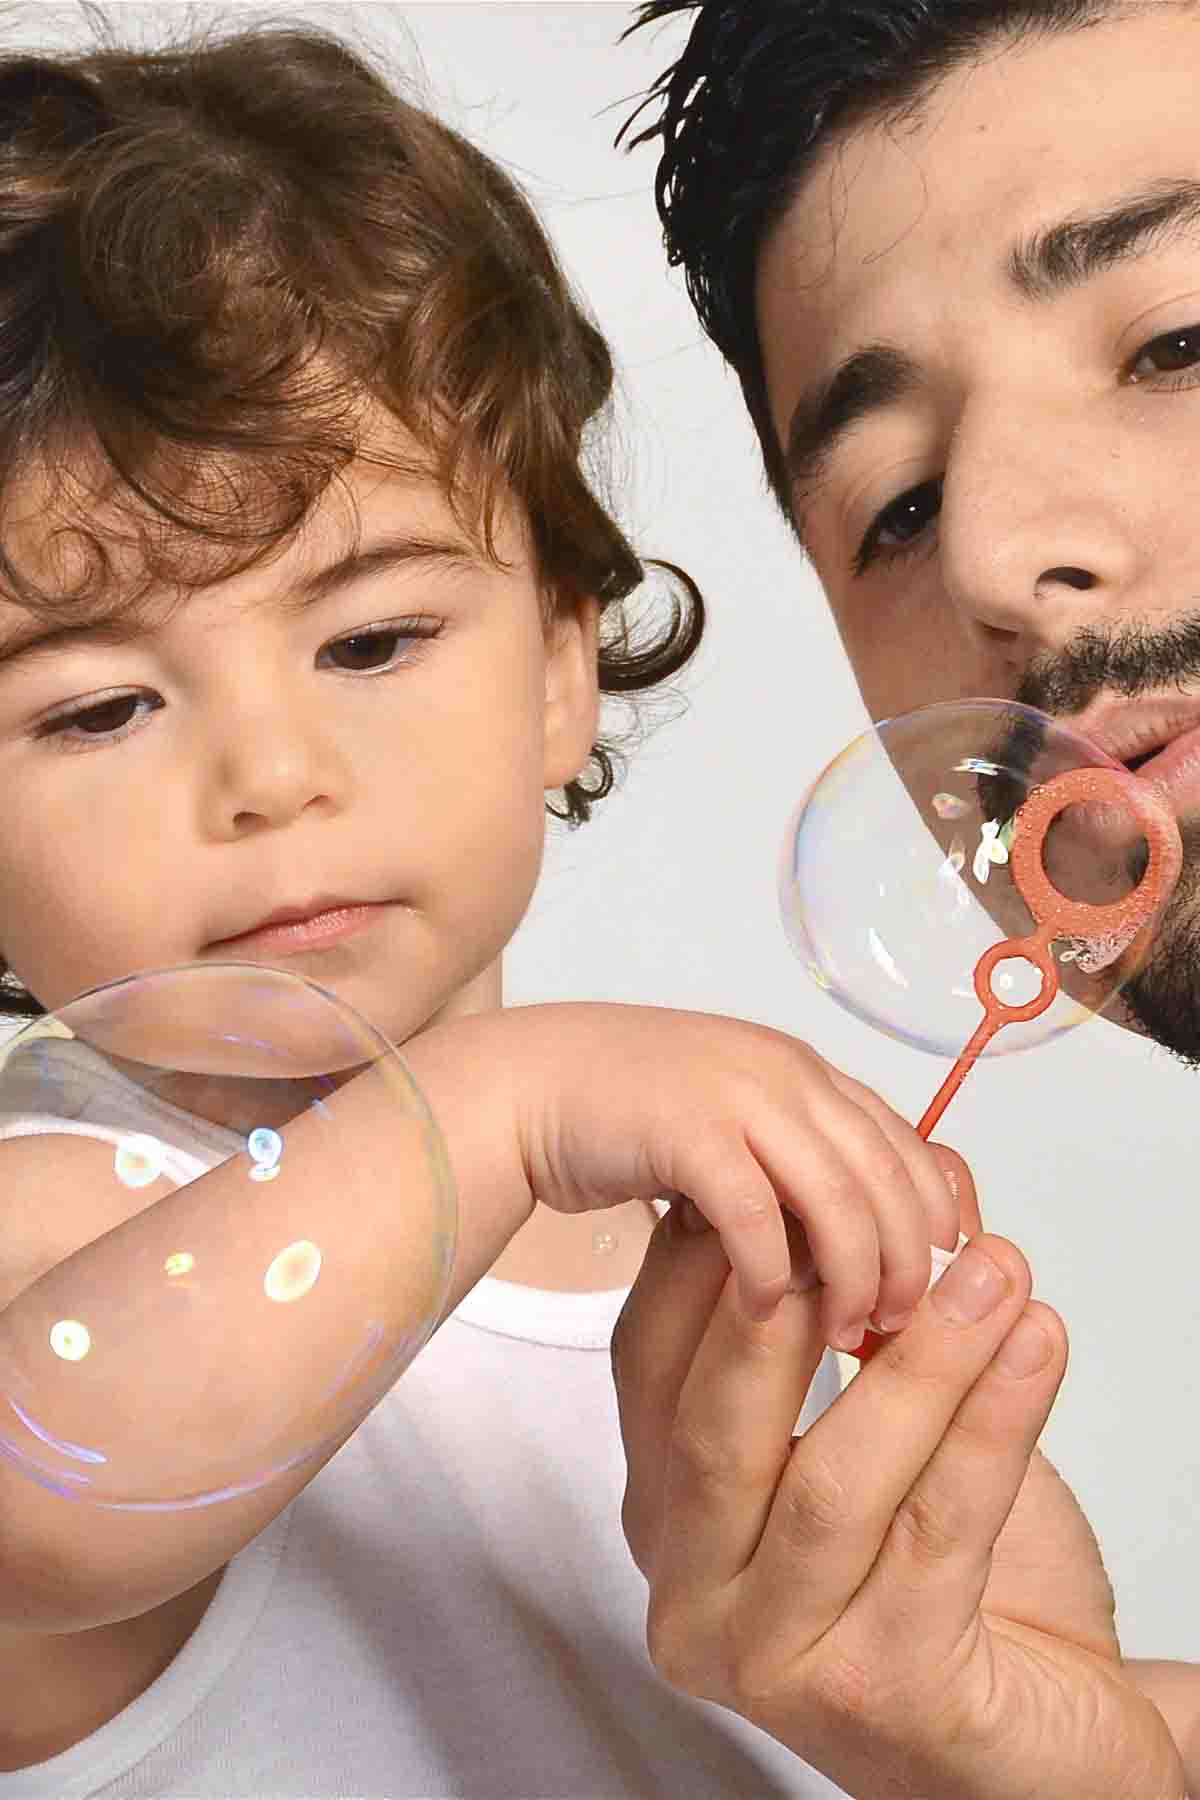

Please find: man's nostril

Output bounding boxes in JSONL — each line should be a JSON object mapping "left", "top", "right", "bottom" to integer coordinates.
{"left": 1040, "top": 566, "right": 1096, "bottom": 591}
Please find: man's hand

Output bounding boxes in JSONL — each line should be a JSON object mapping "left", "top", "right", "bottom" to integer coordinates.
{"left": 612, "top": 1173, "right": 1185, "bottom": 1800}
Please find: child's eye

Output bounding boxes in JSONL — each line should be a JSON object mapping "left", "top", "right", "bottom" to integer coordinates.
{"left": 30, "top": 619, "right": 442, "bottom": 747}
{"left": 1127, "top": 323, "right": 1200, "bottom": 389}
{"left": 34, "top": 690, "right": 159, "bottom": 749}
{"left": 855, "top": 477, "right": 943, "bottom": 575}
{"left": 319, "top": 618, "right": 441, "bottom": 673}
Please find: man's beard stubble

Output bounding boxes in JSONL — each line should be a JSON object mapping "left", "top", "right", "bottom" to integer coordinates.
{"left": 1113, "top": 821, "right": 1200, "bottom": 1067}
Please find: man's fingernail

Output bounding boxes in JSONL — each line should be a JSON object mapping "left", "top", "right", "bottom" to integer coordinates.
{"left": 996, "top": 1314, "right": 1052, "bottom": 1376}
{"left": 931, "top": 1244, "right": 1009, "bottom": 1322}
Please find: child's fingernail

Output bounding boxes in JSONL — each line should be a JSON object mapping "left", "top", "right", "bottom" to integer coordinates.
{"left": 832, "top": 1320, "right": 866, "bottom": 1352}
{"left": 873, "top": 1308, "right": 914, "bottom": 1334}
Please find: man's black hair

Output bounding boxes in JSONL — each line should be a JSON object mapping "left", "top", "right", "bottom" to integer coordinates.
{"left": 620, "top": 0, "right": 1115, "bottom": 511}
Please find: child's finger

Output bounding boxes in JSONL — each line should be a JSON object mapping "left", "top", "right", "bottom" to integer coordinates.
{"left": 811, "top": 1078, "right": 960, "bottom": 1334}
{"left": 739, "top": 1112, "right": 885, "bottom": 1340}
{"left": 927, "top": 1142, "right": 983, "bottom": 1236}
{"left": 748, "top": 1083, "right": 931, "bottom": 1347}
{"left": 801, "top": 1088, "right": 934, "bottom": 1343}
{"left": 825, "top": 1069, "right": 961, "bottom": 1251}
{"left": 666, "top": 1130, "right": 795, "bottom": 1318}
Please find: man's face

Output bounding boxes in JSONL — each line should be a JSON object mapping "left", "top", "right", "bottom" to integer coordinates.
{"left": 755, "top": 3, "right": 1200, "bottom": 1059}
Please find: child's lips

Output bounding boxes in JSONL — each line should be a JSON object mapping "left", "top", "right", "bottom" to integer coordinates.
{"left": 209, "top": 901, "right": 387, "bottom": 955}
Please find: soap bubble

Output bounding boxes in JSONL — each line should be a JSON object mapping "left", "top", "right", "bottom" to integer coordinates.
{"left": 0, "top": 962, "right": 455, "bottom": 1510}
{"left": 780, "top": 699, "right": 1181, "bottom": 1060}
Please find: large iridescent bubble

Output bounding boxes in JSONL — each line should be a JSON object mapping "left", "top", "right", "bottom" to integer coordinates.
{"left": 0, "top": 963, "right": 455, "bottom": 1509}
{"left": 781, "top": 700, "right": 1181, "bottom": 1067}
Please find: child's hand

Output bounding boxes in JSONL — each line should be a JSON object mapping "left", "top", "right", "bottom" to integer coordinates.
{"left": 414, "top": 1003, "right": 962, "bottom": 1349}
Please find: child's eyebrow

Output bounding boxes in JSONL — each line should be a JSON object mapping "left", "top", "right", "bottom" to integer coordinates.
{"left": 0, "top": 529, "right": 482, "bottom": 673}
{"left": 281, "top": 530, "right": 484, "bottom": 612}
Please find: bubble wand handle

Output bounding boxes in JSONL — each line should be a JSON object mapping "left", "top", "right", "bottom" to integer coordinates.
{"left": 915, "top": 926, "right": 1061, "bottom": 1140}
{"left": 914, "top": 1018, "right": 1000, "bottom": 1141}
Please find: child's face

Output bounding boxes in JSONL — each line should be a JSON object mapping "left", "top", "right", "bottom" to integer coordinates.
{"left": 0, "top": 421, "right": 598, "bottom": 1044}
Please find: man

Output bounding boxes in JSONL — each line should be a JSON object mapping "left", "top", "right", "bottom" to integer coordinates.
{"left": 613, "top": 4, "right": 1200, "bottom": 1796}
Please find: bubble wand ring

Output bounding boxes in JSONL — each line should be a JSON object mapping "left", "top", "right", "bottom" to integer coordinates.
{"left": 915, "top": 764, "right": 1181, "bottom": 1141}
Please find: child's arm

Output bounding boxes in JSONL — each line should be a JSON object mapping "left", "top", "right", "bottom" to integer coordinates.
{"left": 0, "top": 1002, "right": 957, "bottom": 1633}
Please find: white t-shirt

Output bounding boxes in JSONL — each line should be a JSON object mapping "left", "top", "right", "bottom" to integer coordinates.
{"left": 0, "top": 1036, "right": 848, "bottom": 1799}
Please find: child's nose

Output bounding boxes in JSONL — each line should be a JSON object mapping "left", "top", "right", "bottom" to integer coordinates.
{"left": 199, "top": 702, "right": 346, "bottom": 836}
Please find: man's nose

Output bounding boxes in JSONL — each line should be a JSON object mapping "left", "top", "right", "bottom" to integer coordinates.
{"left": 936, "top": 397, "right": 1146, "bottom": 659}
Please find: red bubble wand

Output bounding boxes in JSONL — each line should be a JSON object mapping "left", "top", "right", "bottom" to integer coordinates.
{"left": 854, "top": 763, "right": 1181, "bottom": 1363}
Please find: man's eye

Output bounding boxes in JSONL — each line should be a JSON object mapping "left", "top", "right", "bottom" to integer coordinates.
{"left": 855, "top": 477, "right": 943, "bottom": 575}
{"left": 1129, "top": 324, "right": 1200, "bottom": 384}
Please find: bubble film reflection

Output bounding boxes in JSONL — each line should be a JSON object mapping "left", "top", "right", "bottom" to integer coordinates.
{"left": 780, "top": 700, "right": 1181, "bottom": 1060}
{"left": 0, "top": 963, "right": 456, "bottom": 1509}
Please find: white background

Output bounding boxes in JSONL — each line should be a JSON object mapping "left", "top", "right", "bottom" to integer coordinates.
{"left": 13, "top": 2, "right": 1199, "bottom": 1661}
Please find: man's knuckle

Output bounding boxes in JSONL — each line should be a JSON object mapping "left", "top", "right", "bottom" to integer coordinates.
{"left": 777, "top": 1449, "right": 854, "bottom": 1543}
{"left": 891, "top": 1482, "right": 964, "bottom": 1568}
{"left": 668, "top": 1413, "right": 748, "bottom": 1493}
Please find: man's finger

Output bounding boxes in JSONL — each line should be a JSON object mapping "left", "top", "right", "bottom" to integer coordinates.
{"left": 652, "top": 1261, "right": 831, "bottom": 1597}
{"left": 612, "top": 1204, "right": 733, "bottom": 1575}
{"left": 735, "top": 1235, "right": 1038, "bottom": 1656}
{"left": 840, "top": 1298, "right": 1068, "bottom": 1670}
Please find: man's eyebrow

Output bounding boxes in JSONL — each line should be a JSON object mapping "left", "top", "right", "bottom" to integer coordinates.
{"left": 784, "top": 345, "right": 921, "bottom": 497}
{"left": 783, "top": 180, "right": 1200, "bottom": 499}
{"left": 0, "top": 530, "right": 482, "bottom": 672}
{"left": 1006, "top": 179, "right": 1200, "bottom": 299}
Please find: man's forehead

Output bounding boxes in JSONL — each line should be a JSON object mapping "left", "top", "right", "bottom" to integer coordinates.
{"left": 758, "top": 8, "right": 1200, "bottom": 370}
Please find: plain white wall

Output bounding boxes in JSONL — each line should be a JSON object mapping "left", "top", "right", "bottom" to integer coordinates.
{"left": 6, "top": 2, "right": 1196, "bottom": 1661}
